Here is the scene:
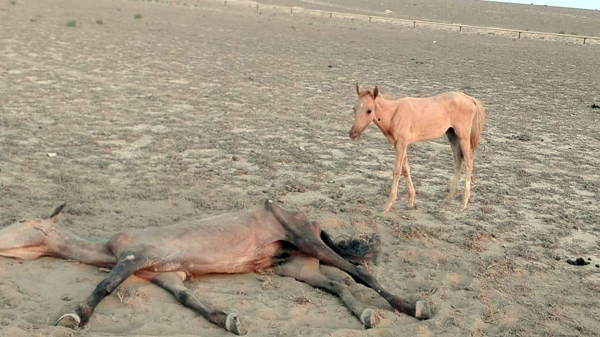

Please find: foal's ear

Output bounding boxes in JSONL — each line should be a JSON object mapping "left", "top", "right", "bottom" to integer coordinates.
{"left": 356, "top": 82, "right": 360, "bottom": 96}
{"left": 372, "top": 86, "right": 379, "bottom": 99}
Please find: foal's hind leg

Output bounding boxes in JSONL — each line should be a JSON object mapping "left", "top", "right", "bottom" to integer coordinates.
{"left": 275, "top": 255, "right": 380, "bottom": 328}
{"left": 444, "top": 129, "right": 463, "bottom": 206}
{"left": 146, "top": 272, "right": 247, "bottom": 335}
{"left": 55, "top": 251, "right": 149, "bottom": 328}
{"left": 458, "top": 138, "right": 473, "bottom": 211}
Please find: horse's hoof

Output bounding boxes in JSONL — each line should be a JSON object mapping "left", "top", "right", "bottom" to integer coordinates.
{"left": 360, "top": 309, "right": 380, "bottom": 329}
{"left": 414, "top": 301, "right": 432, "bottom": 320}
{"left": 55, "top": 313, "right": 81, "bottom": 329}
{"left": 225, "top": 313, "right": 247, "bottom": 335}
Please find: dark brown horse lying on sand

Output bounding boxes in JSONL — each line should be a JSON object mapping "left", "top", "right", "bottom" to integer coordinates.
{"left": 349, "top": 84, "right": 486, "bottom": 212}
{"left": 0, "top": 201, "right": 431, "bottom": 335}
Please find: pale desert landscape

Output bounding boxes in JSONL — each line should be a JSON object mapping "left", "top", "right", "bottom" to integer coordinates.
{"left": 1, "top": 0, "right": 599, "bottom": 336}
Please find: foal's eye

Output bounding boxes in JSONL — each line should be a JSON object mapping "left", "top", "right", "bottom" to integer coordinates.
{"left": 367, "top": 109, "right": 372, "bottom": 114}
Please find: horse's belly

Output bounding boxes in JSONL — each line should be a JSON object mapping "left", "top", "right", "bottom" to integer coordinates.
{"left": 182, "top": 240, "right": 284, "bottom": 276}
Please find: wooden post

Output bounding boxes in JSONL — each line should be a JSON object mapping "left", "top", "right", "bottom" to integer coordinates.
{"left": 518, "top": 31, "right": 521, "bottom": 39}
{"left": 369, "top": 17, "right": 372, "bottom": 23}
{"left": 330, "top": 13, "right": 332, "bottom": 19}
{"left": 290, "top": 8, "right": 292, "bottom": 14}
{"left": 413, "top": 21, "right": 416, "bottom": 28}
{"left": 224, "top": 0, "right": 226, "bottom": 6}
{"left": 256, "top": 4, "right": 259, "bottom": 11}
{"left": 459, "top": 26, "right": 462, "bottom": 32}
{"left": 583, "top": 37, "right": 587, "bottom": 44}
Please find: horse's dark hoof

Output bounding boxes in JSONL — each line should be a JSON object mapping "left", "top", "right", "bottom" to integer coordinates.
{"left": 414, "top": 301, "right": 432, "bottom": 319}
{"left": 55, "top": 313, "right": 81, "bottom": 329}
{"left": 225, "top": 313, "right": 247, "bottom": 335}
{"left": 360, "top": 309, "right": 380, "bottom": 329}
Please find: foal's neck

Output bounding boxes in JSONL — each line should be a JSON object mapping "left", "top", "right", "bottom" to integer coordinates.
{"left": 373, "top": 96, "right": 401, "bottom": 143}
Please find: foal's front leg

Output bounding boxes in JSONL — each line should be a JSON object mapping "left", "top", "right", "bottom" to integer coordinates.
{"left": 384, "top": 143, "right": 409, "bottom": 213}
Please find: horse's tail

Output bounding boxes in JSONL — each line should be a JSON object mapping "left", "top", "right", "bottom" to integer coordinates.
{"left": 320, "top": 230, "right": 379, "bottom": 265}
{"left": 470, "top": 98, "right": 486, "bottom": 153}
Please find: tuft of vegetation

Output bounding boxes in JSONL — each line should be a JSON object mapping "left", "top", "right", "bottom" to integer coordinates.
{"left": 571, "top": 32, "right": 578, "bottom": 35}
{"left": 9, "top": 0, "right": 16, "bottom": 5}
{"left": 134, "top": 13, "right": 143, "bottom": 19}
{"left": 558, "top": 30, "right": 565, "bottom": 34}
{"left": 65, "top": 20, "right": 77, "bottom": 27}
{"left": 97, "top": 160, "right": 111, "bottom": 169}
{"left": 96, "top": 18, "right": 103, "bottom": 25}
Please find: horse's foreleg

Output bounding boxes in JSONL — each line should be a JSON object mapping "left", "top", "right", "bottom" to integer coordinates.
{"left": 275, "top": 255, "right": 380, "bottom": 329}
{"left": 383, "top": 144, "right": 407, "bottom": 213}
{"left": 55, "top": 251, "right": 149, "bottom": 329}
{"left": 292, "top": 235, "right": 431, "bottom": 320}
{"left": 458, "top": 138, "right": 473, "bottom": 211}
{"left": 148, "top": 272, "right": 247, "bottom": 335}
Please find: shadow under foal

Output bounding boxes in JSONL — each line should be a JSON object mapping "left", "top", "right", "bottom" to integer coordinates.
{"left": 0, "top": 201, "right": 431, "bottom": 335}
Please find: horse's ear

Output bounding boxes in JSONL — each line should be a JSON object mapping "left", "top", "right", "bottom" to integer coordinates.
{"left": 373, "top": 86, "right": 379, "bottom": 99}
{"left": 356, "top": 82, "right": 360, "bottom": 96}
{"left": 48, "top": 203, "right": 67, "bottom": 223}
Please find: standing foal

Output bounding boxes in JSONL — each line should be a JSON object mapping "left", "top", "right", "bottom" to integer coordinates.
{"left": 349, "top": 84, "right": 486, "bottom": 212}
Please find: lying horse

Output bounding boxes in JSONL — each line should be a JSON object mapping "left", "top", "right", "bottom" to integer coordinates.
{"left": 349, "top": 84, "right": 486, "bottom": 212}
{"left": 0, "top": 201, "right": 431, "bottom": 335}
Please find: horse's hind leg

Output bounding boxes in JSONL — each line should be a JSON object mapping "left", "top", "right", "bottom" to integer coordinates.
{"left": 55, "top": 251, "right": 149, "bottom": 328}
{"left": 268, "top": 203, "right": 431, "bottom": 319}
{"left": 275, "top": 255, "right": 380, "bottom": 328}
{"left": 444, "top": 128, "right": 463, "bottom": 206}
{"left": 147, "top": 272, "right": 247, "bottom": 335}
{"left": 293, "top": 236, "right": 429, "bottom": 319}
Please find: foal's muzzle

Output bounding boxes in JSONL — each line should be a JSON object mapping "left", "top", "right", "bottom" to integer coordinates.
{"left": 349, "top": 127, "right": 361, "bottom": 141}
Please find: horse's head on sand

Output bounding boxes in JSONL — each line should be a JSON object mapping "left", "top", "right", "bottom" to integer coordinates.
{"left": 349, "top": 83, "right": 379, "bottom": 141}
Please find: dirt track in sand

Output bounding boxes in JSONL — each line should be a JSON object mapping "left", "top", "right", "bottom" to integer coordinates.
{"left": 1, "top": 0, "right": 600, "bottom": 336}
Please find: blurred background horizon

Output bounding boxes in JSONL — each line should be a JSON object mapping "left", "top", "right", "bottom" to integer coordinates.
{"left": 488, "top": 0, "right": 600, "bottom": 10}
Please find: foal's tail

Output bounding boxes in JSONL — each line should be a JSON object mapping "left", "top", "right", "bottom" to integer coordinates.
{"left": 320, "top": 230, "right": 379, "bottom": 265}
{"left": 470, "top": 98, "right": 486, "bottom": 153}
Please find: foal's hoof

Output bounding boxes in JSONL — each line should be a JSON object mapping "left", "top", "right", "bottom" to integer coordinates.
{"left": 414, "top": 301, "right": 432, "bottom": 320}
{"left": 225, "top": 313, "right": 247, "bottom": 335}
{"left": 55, "top": 313, "right": 81, "bottom": 329}
{"left": 360, "top": 309, "right": 380, "bottom": 329}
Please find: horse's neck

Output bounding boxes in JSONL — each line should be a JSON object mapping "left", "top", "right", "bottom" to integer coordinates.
{"left": 373, "top": 97, "right": 401, "bottom": 142}
{"left": 49, "top": 227, "right": 116, "bottom": 267}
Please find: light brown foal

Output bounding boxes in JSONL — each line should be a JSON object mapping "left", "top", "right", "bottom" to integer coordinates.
{"left": 349, "top": 84, "right": 486, "bottom": 212}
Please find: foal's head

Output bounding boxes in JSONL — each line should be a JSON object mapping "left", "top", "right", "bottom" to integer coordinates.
{"left": 349, "top": 83, "right": 379, "bottom": 141}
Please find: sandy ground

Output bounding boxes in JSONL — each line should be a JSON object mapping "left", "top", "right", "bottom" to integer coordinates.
{"left": 1, "top": 0, "right": 600, "bottom": 336}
